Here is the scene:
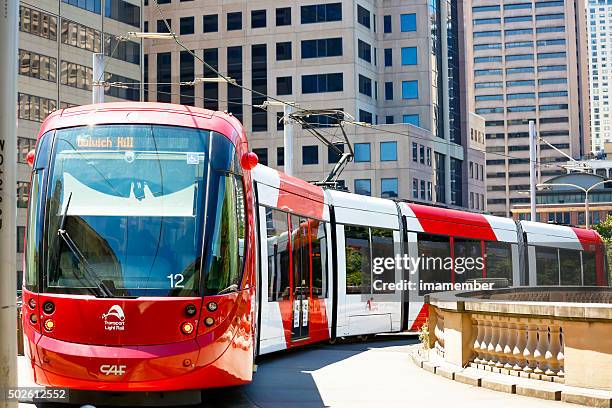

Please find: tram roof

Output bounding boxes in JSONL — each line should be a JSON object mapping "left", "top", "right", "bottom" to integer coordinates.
{"left": 37, "top": 102, "right": 246, "bottom": 145}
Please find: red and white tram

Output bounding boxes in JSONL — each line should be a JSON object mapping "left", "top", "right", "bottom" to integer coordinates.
{"left": 21, "top": 103, "right": 608, "bottom": 394}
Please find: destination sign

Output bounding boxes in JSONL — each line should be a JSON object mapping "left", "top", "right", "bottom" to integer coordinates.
{"left": 77, "top": 136, "right": 134, "bottom": 148}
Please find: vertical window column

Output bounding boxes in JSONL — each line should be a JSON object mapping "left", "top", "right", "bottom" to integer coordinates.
{"left": 227, "top": 46, "right": 243, "bottom": 120}
{"left": 251, "top": 44, "right": 267, "bottom": 132}
{"left": 180, "top": 51, "right": 194, "bottom": 106}
{"left": 203, "top": 48, "right": 219, "bottom": 110}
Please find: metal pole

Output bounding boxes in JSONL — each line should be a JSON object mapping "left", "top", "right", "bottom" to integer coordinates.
{"left": 283, "top": 104, "right": 295, "bottom": 177}
{"left": 92, "top": 53, "right": 105, "bottom": 104}
{"left": 585, "top": 194, "right": 590, "bottom": 229}
{"left": 139, "top": 0, "right": 144, "bottom": 102}
{"left": 529, "top": 120, "right": 537, "bottom": 222}
{"left": 0, "top": 1, "right": 19, "bottom": 406}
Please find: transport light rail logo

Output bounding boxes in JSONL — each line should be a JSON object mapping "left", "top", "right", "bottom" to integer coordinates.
{"left": 99, "top": 365, "right": 127, "bottom": 376}
{"left": 102, "top": 305, "right": 125, "bottom": 331}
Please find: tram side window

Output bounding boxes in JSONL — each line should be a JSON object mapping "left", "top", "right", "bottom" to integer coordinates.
{"left": 345, "top": 225, "right": 371, "bottom": 294}
{"left": 371, "top": 228, "right": 395, "bottom": 294}
{"left": 559, "top": 248, "right": 581, "bottom": 285}
{"left": 535, "top": 246, "right": 559, "bottom": 285}
{"left": 311, "top": 220, "right": 327, "bottom": 298}
{"left": 292, "top": 215, "right": 310, "bottom": 299}
{"left": 236, "top": 176, "right": 246, "bottom": 272}
{"left": 582, "top": 250, "right": 597, "bottom": 286}
{"left": 25, "top": 170, "right": 43, "bottom": 290}
{"left": 345, "top": 225, "right": 396, "bottom": 294}
{"left": 454, "top": 238, "right": 483, "bottom": 283}
{"left": 206, "top": 174, "right": 245, "bottom": 294}
{"left": 266, "top": 208, "right": 291, "bottom": 301}
{"left": 418, "top": 233, "right": 451, "bottom": 295}
{"left": 485, "top": 241, "right": 513, "bottom": 283}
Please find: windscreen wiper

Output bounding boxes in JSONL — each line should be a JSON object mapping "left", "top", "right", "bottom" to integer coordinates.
{"left": 216, "top": 284, "right": 239, "bottom": 295}
{"left": 57, "top": 193, "right": 113, "bottom": 298}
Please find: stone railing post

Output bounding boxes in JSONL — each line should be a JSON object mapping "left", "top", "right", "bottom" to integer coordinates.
{"left": 504, "top": 321, "right": 517, "bottom": 370}
{"left": 488, "top": 318, "right": 500, "bottom": 366}
{"left": 513, "top": 321, "right": 528, "bottom": 371}
{"left": 481, "top": 317, "right": 492, "bottom": 365}
{"left": 545, "top": 324, "right": 562, "bottom": 376}
{"left": 473, "top": 315, "right": 484, "bottom": 363}
{"left": 495, "top": 321, "right": 509, "bottom": 368}
{"left": 533, "top": 322, "right": 550, "bottom": 375}
{"left": 523, "top": 323, "right": 538, "bottom": 373}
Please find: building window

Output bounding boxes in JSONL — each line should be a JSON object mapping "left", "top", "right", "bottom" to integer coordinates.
{"left": 203, "top": 48, "right": 219, "bottom": 110}
{"left": 251, "top": 44, "right": 267, "bottom": 132}
{"left": 381, "top": 178, "right": 398, "bottom": 198}
{"left": 276, "top": 76, "right": 292, "bottom": 95}
{"left": 276, "top": 7, "right": 291, "bottom": 26}
{"left": 380, "top": 141, "right": 397, "bottom": 161}
{"left": 276, "top": 42, "right": 292, "bottom": 61}
{"left": 358, "top": 39, "right": 372, "bottom": 62}
{"left": 358, "top": 75, "right": 372, "bottom": 97}
{"left": 435, "top": 152, "right": 446, "bottom": 203}
{"left": 385, "top": 116, "right": 394, "bottom": 124}
{"left": 354, "top": 143, "right": 371, "bottom": 162}
{"left": 359, "top": 109, "right": 373, "bottom": 124}
{"left": 301, "top": 3, "right": 342, "bottom": 24}
{"left": 277, "top": 147, "right": 284, "bottom": 165}
{"left": 17, "top": 181, "right": 30, "bottom": 209}
{"left": 20, "top": 5, "right": 58, "bottom": 41}
{"left": 357, "top": 5, "right": 370, "bottom": 28}
{"left": 227, "top": 12, "right": 242, "bottom": 30}
{"left": 19, "top": 50, "right": 57, "bottom": 83}
{"left": 180, "top": 16, "right": 194, "bottom": 35}
{"left": 301, "top": 38, "right": 342, "bottom": 58}
{"left": 302, "top": 145, "right": 319, "bottom": 164}
{"left": 203, "top": 14, "right": 218, "bottom": 32}
{"left": 384, "top": 82, "right": 393, "bottom": 100}
{"left": 156, "top": 52, "right": 171, "bottom": 103}
{"left": 180, "top": 51, "right": 195, "bottom": 105}
{"left": 301, "top": 73, "right": 343, "bottom": 93}
{"left": 18, "top": 137, "right": 36, "bottom": 164}
{"left": 251, "top": 10, "right": 266, "bottom": 28}
{"left": 354, "top": 179, "right": 371, "bottom": 196}
{"left": 17, "top": 226, "right": 25, "bottom": 254}
{"left": 157, "top": 19, "right": 171, "bottom": 33}
{"left": 252, "top": 148, "right": 268, "bottom": 166}
{"left": 401, "top": 47, "right": 417, "bottom": 65}
{"left": 402, "top": 80, "right": 418, "bottom": 99}
{"left": 104, "top": 0, "right": 140, "bottom": 27}
{"left": 383, "top": 15, "right": 392, "bottom": 33}
{"left": 384, "top": 48, "right": 392, "bottom": 66}
{"left": 328, "top": 143, "right": 344, "bottom": 163}
{"left": 400, "top": 13, "right": 416, "bottom": 32}
{"left": 403, "top": 114, "right": 419, "bottom": 126}
{"left": 227, "top": 46, "right": 243, "bottom": 120}
{"left": 61, "top": 20, "right": 102, "bottom": 53}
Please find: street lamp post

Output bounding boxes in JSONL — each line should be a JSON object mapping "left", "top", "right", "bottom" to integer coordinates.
{"left": 537, "top": 180, "right": 610, "bottom": 229}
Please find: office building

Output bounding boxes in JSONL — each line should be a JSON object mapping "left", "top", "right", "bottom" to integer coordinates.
{"left": 144, "top": 0, "right": 486, "bottom": 207}
{"left": 587, "top": 0, "right": 612, "bottom": 152}
{"left": 16, "top": 0, "right": 143, "bottom": 291}
{"left": 466, "top": 0, "right": 590, "bottom": 216}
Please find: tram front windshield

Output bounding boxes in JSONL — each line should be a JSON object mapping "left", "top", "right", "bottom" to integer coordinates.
{"left": 40, "top": 124, "right": 245, "bottom": 297}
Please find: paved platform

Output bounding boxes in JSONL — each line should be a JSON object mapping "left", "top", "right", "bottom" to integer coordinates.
{"left": 18, "top": 337, "right": 583, "bottom": 407}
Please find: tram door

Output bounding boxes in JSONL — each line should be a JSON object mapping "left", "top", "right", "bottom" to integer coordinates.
{"left": 291, "top": 215, "right": 310, "bottom": 341}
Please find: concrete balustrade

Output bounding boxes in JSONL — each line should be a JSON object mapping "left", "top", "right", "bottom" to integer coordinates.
{"left": 426, "top": 288, "right": 612, "bottom": 391}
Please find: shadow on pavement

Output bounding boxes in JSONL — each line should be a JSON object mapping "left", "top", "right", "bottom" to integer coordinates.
{"left": 29, "top": 336, "right": 418, "bottom": 408}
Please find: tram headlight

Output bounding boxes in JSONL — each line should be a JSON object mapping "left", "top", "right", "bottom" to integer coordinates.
{"left": 206, "top": 302, "right": 218, "bottom": 312}
{"left": 204, "top": 317, "right": 215, "bottom": 327}
{"left": 28, "top": 298, "right": 36, "bottom": 310}
{"left": 185, "top": 304, "right": 197, "bottom": 317}
{"left": 42, "top": 301, "right": 55, "bottom": 315}
{"left": 44, "top": 319, "right": 55, "bottom": 331}
{"left": 181, "top": 321, "right": 194, "bottom": 335}
{"left": 29, "top": 314, "right": 38, "bottom": 324}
